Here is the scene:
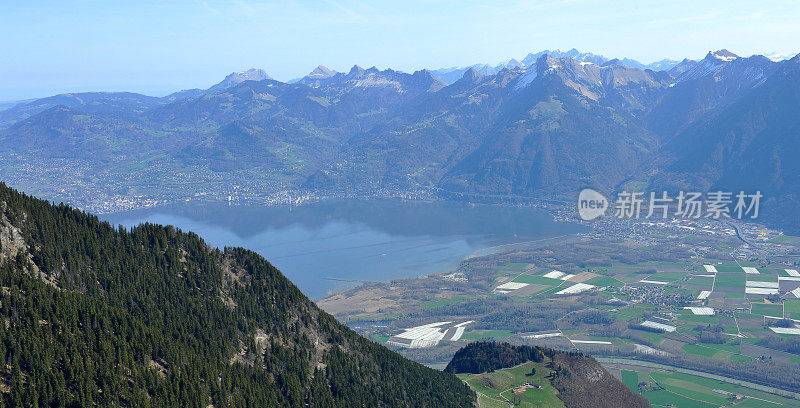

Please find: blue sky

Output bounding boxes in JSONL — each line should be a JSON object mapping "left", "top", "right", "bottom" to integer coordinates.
{"left": 2, "top": 0, "right": 799, "bottom": 100}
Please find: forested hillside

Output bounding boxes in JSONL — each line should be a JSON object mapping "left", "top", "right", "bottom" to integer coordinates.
{"left": 0, "top": 183, "right": 475, "bottom": 407}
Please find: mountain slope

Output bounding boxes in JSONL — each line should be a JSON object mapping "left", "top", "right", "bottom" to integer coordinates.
{"left": 439, "top": 55, "right": 668, "bottom": 197}
{"left": 645, "top": 55, "right": 800, "bottom": 228}
{"left": 648, "top": 50, "right": 779, "bottom": 139}
{"left": 206, "top": 68, "right": 273, "bottom": 94}
{"left": 0, "top": 92, "right": 162, "bottom": 128}
{"left": 305, "top": 55, "right": 671, "bottom": 196}
{"left": 0, "top": 183, "right": 475, "bottom": 407}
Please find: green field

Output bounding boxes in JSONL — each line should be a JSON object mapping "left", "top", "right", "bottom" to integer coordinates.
{"left": 643, "top": 389, "right": 719, "bottom": 408}
{"left": 746, "top": 273, "right": 780, "bottom": 282}
{"left": 621, "top": 368, "right": 800, "bottom": 408}
{"left": 784, "top": 299, "right": 800, "bottom": 319}
{"left": 770, "top": 235, "right": 798, "bottom": 243}
{"left": 700, "top": 342, "right": 740, "bottom": 354}
{"left": 678, "top": 314, "right": 719, "bottom": 324}
{"left": 750, "top": 302, "right": 784, "bottom": 318}
{"left": 460, "top": 330, "right": 515, "bottom": 341}
{"left": 686, "top": 276, "right": 715, "bottom": 287}
{"left": 476, "top": 394, "right": 509, "bottom": 408}
{"left": 683, "top": 343, "right": 718, "bottom": 358}
{"left": 730, "top": 354, "right": 756, "bottom": 363}
{"left": 637, "top": 331, "right": 665, "bottom": 344}
{"left": 680, "top": 342, "right": 754, "bottom": 362}
{"left": 459, "top": 361, "right": 566, "bottom": 408}
{"left": 715, "top": 274, "right": 746, "bottom": 288}
{"left": 715, "top": 264, "right": 747, "bottom": 273}
{"left": 584, "top": 275, "right": 625, "bottom": 287}
{"left": 723, "top": 290, "right": 745, "bottom": 298}
{"left": 645, "top": 272, "right": 688, "bottom": 282}
{"left": 499, "top": 263, "right": 532, "bottom": 272}
{"left": 621, "top": 369, "right": 640, "bottom": 389}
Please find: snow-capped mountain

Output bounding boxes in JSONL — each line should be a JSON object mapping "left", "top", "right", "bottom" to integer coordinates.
{"left": 763, "top": 52, "right": 796, "bottom": 62}
{"left": 430, "top": 59, "right": 524, "bottom": 84}
{"left": 304, "top": 65, "right": 337, "bottom": 80}
{"left": 431, "top": 48, "right": 681, "bottom": 83}
{"left": 206, "top": 68, "right": 272, "bottom": 94}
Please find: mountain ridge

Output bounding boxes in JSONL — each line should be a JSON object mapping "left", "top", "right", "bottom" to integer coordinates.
{"left": 2, "top": 49, "right": 800, "bottom": 231}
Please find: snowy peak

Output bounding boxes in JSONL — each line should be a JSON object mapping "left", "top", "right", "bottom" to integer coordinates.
{"left": 764, "top": 52, "right": 797, "bottom": 62}
{"left": 229, "top": 68, "right": 271, "bottom": 81}
{"left": 522, "top": 49, "right": 607, "bottom": 66}
{"left": 430, "top": 49, "right": 679, "bottom": 84}
{"left": 429, "top": 60, "right": 521, "bottom": 84}
{"left": 521, "top": 54, "right": 672, "bottom": 106}
{"left": 306, "top": 65, "right": 337, "bottom": 80}
{"left": 317, "top": 66, "right": 447, "bottom": 93}
{"left": 207, "top": 68, "right": 271, "bottom": 93}
{"left": 707, "top": 49, "right": 739, "bottom": 62}
{"left": 670, "top": 52, "right": 779, "bottom": 96}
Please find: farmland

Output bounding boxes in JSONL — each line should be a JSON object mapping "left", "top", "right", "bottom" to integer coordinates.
{"left": 319, "top": 219, "right": 800, "bottom": 399}
{"left": 605, "top": 364, "right": 800, "bottom": 407}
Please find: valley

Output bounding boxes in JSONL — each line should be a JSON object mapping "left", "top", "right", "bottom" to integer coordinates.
{"left": 318, "top": 213, "right": 800, "bottom": 405}
{"left": 6, "top": 2, "right": 800, "bottom": 407}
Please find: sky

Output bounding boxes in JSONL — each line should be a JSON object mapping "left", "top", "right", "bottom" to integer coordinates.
{"left": 2, "top": 0, "right": 799, "bottom": 100}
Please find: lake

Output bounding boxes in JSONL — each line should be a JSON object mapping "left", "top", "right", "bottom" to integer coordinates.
{"left": 102, "top": 199, "right": 585, "bottom": 299}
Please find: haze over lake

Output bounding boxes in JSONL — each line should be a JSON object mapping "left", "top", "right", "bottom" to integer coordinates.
{"left": 103, "top": 200, "right": 585, "bottom": 299}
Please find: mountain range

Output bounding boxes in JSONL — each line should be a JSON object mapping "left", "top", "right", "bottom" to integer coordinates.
{"left": 429, "top": 48, "right": 681, "bottom": 84}
{"left": 1, "top": 49, "right": 800, "bottom": 231}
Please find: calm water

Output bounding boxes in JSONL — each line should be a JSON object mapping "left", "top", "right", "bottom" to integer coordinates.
{"left": 102, "top": 200, "right": 584, "bottom": 299}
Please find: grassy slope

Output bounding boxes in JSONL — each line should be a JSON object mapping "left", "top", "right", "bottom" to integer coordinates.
{"left": 459, "top": 360, "right": 566, "bottom": 408}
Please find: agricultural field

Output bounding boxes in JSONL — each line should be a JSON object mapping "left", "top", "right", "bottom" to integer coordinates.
{"left": 490, "top": 260, "right": 800, "bottom": 306}
{"left": 330, "top": 234, "right": 800, "bottom": 396}
{"left": 610, "top": 366, "right": 800, "bottom": 407}
{"left": 750, "top": 302, "right": 784, "bottom": 318}
{"left": 785, "top": 300, "right": 800, "bottom": 320}
{"left": 460, "top": 330, "right": 515, "bottom": 341}
{"left": 770, "top": 235, "right": 800, "bottom": 246}
{"left": 486, "top": 258, "right": 800, "bottom": 367}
